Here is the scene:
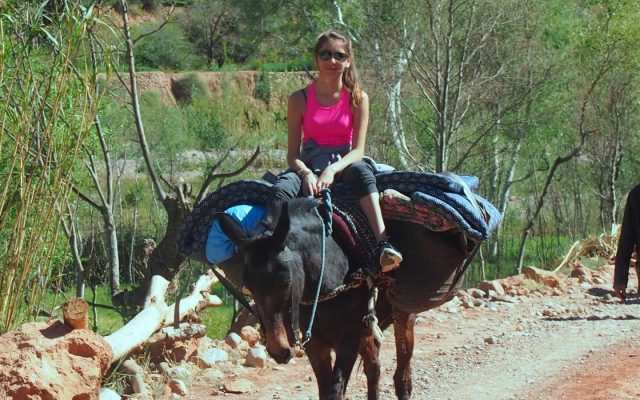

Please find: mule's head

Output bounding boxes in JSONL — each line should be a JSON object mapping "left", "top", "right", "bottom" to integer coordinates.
{"left": 219, "top": 201, "right": 303, "bottom": 364}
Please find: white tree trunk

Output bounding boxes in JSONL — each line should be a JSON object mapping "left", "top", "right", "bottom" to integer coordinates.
{"left": 104, "top": 271, "right": 221, "bottom": 363}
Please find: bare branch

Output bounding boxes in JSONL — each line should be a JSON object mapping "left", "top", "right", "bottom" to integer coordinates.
{"left": 195, "top": 147, "right": 261, "bottom": 204}
{"left": 132, "top": 3, "right": 176, "bottom": 45}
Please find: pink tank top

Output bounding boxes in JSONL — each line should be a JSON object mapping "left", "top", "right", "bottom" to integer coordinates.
{"left": 302, "top": 82, "right": 353, "bottom": 147}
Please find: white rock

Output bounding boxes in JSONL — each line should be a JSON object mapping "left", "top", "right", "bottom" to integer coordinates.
{"left": 196, "top": 348, "right": 229, "bottom": 368}
{"left": 99, "top": 388, "right": 121, "bottom": 400}
{"left": 224, "top": 378, "right": 254, "bottom": 394}
{"left": 225, "top": 332, "right": 244, "bottom": 349}
{"left": 245, "top": 347, "right": 268, "bottom": 368}
{"left": 201, "top": 368, "right": 225, "bottom": 382}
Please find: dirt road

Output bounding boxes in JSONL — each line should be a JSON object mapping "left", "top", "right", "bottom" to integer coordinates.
{"left": 188, "top": 275, "right": 640, "bottom": 400}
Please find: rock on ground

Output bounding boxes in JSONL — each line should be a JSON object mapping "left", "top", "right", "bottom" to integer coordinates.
{"left": 0, "top": 320, "right": 112, "bottom": 400}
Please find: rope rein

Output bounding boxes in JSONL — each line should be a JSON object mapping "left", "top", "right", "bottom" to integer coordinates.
{"left": 302, "top": 189, "right": 333, "bottom": 347}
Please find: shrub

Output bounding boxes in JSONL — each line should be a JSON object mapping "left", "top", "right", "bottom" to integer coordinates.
{"left": 141, "top": 0, "right": 159, "bottom": 11}
{"left": 139, "top": 91, "right": 190, "bottom": 167}
{"left": 254, "top": 72, "right": 271, "bottom": 104}
{"left": 133, "top": 22, "right": 201, "bottom": 71}
{"left": 172, "top": 73, "right": 210, "bottom": 105}
{"left": 182, "top": 100, "right": 226, "bottom": 150}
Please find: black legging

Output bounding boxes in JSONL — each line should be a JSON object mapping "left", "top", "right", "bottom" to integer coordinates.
{"left": 269, "top": 160, "right": 377, "bottom": 203}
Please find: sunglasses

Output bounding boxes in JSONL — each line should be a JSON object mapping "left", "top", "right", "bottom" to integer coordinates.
{"left": 318, "top": 49, "right": 348, "bottom": 63}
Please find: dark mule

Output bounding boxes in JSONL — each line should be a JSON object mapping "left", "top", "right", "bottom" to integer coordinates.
{"left": 219, "top": 197, "right": 473, "bottom": 400}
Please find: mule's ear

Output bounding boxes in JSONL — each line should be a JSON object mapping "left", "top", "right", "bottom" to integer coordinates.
{"left": 271, "top": 201, "right": 290, "bottom": 251}
{"left": 218, "top": 213, "right": 248, "bottom": 246}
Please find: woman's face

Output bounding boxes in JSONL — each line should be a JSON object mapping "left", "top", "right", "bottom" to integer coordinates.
{"left": 315, "top": 39, "right": 351, "bottom": 76}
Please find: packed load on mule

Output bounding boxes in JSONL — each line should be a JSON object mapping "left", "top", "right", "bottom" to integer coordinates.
{"left": 176, "top": 166, "right": 501, "bottom": 312}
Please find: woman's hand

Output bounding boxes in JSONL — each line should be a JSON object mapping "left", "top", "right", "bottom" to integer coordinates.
{"left": 302, "top": 173, "right": 319, "bottom": 197}
{"left": 316, "top": 166, "right": 336, "bottom": 192}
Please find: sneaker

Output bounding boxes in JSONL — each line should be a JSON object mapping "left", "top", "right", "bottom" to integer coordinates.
{"left": 376, "top": 239, "right": 403, "bottom": 273}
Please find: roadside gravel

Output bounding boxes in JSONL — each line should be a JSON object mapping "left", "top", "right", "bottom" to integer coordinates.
{"left": 187, "top": 274, "right": 640, "bottom": 400}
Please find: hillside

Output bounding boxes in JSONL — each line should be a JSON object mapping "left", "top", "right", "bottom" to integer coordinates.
{"left": 132, "top": 71, "right": 310, "bottom": 107}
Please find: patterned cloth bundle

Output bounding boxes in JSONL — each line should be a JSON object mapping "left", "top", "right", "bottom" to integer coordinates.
{"left": 176, "top": 171, "right": 502, "bottom": 264}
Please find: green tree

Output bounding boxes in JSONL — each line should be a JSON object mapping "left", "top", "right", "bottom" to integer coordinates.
{"left": 177, "top": 0, "right": 239, "bottom": 67}
{"left": 134, "top": 21, "right": 200, "bottom": 70}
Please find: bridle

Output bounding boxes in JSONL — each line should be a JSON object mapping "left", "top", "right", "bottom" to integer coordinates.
{"left": 292, "top": 188, "right": 333, "bottom": 348}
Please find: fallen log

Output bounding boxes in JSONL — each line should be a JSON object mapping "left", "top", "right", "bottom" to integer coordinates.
{"left": 0, "top": 270, "right": 224, "bottom": 399}
{"left": 101, "top": 271, "right": 222, "bottom": 396}
{"left": 148, "top": 323, "right": 208, "bottom": 345}
{"left": 163, "top": 270, "right": 222, "bottom": 327}
{"left": 104, "top": 275, "right": 171, "bottom": 361}
{"left": 104, "top": 270, "right": 222, "bottom": 363}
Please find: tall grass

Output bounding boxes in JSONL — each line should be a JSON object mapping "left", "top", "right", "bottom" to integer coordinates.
{"left": 0, "top": 2, "right": 106, "bottom": 333}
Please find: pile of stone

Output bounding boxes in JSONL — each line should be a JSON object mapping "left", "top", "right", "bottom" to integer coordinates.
{"left": 449, "top": 262, "right": 619, "bottom": 313}
{"left": 136, "top": 324, "right": 276, "bottom": 398}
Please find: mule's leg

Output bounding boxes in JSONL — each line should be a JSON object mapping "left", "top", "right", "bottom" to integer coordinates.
{"left": 327, "top": 336, "right": 361, "bottom": 400}
{"left": 359, "top": 335, "right": 381, "bottom": 400}
{"left": 304, "top": 341, "right": 335, "bottom": 400}
{"left": 392, "top": 310, "right": 415, "bottom": 400}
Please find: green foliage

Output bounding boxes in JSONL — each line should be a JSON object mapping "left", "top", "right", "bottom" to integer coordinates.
{"left": 0, "top": 1, "right": 105, "bottom": 334}
{"left": 254, "top": 72, "right": 272, "bottom": 104}
{"left": 176, "top": 0, "right": 239, "bottom": 68}
{"left": 138, "top": 91, "right": 192, "bottom": 169}
{"left": 141, "top": 0, "right": 159, "bottom": 11}
{"left": 199, "top": 284, "right": 235, "bottom": 339}
{"left": 243, "top": 57, "right": 314, "bottom": 73}
{"left": 172, "top": 73, "right": 210, "bottom": 105}
{"left": 182, "top": 100, "right": 226, "bottom": 150}
{"left": 133, "top": 22, "right": 202, "bottom": 71}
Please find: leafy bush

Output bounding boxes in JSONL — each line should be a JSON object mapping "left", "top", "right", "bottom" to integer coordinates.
{"left": 172, "top": 73, "right": 210, "bottom": 105}
{"left": 139, "top": 91, "right": 191, "bottom": 167}
{"left": 242, "top": 57, "right": 313, "bottom": 72}
{"left": 182, "top": 100, "right": 226, "bottom": 150}
{"left": 254, "top": 72, "right": 271, "bottom": 104}
{"left": 133, "top": 22, "right": 201, "bottom": 71}
{"left": 209, "top": 63, "right": 240, "bottom": 72}
{"left": 141, "top": 0, "right": 159, "bottom": 11}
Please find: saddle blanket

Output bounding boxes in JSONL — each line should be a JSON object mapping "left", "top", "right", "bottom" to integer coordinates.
{"left": 177, "top": 171, "right": 502, "bottom": 264}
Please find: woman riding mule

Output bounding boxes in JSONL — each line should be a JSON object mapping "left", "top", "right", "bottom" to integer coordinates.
{"left": 268, "top": 30, "right": 402, "bottom": 273}
{"left": 175, "top": 29, "right": 497, "bottom": 400}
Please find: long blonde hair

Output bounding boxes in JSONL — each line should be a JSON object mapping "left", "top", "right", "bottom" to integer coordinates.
{"left": 313, "top": 30, "right": 363, "bottom": 107}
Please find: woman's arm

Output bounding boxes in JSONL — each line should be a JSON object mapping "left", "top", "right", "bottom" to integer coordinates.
{"left": 316, "top": 92, "right": 370, "bottom": 189}
{"left": 287, "top": 89, "right": 318, "bottom": 196}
